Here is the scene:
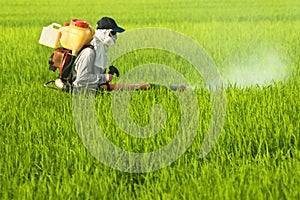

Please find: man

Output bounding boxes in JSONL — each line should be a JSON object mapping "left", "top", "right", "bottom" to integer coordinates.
{"left": 71, "top": 17, "right": 125, "bottom": 94}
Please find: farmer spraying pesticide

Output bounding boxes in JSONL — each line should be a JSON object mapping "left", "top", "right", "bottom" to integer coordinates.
{"left": 39, "top": 17, "right": 187, "bottom": 93}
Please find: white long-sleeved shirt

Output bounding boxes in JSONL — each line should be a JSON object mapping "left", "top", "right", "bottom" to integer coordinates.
{"left": 72, "top": 47, "right": 106, "bottom": 89}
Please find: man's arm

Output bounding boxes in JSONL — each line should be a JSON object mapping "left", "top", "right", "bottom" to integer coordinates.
{"left": 73, "top": 48, "right": 106, "bottom": 88}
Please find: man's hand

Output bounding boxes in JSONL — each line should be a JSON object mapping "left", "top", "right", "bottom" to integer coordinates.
{"left": 108, "top": 65, "right": 120, "bottom": 77}
{"left": 104, "top": 74, "right": 113, "bottom": 82}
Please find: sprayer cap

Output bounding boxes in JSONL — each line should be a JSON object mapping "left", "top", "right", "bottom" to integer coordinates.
{"left": 71, "top": 19, "right": 89, "bottom": 28}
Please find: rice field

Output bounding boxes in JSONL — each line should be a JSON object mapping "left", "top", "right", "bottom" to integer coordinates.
{"left": 0, "top": 0, "right": 300, "bottom": 199}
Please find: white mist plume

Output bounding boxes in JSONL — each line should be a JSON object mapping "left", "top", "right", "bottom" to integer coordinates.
{"left": 222, "top": 46, "right": 290, "bottom": 88}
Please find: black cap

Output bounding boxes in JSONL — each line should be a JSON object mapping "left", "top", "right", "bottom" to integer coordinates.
{"left": 96, "top": 17, "right": 125, "bottom": 32}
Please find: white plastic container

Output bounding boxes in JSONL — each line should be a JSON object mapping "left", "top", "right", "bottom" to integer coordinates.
{"left": 39, "top": 23, "right": 62, "bottom": 48}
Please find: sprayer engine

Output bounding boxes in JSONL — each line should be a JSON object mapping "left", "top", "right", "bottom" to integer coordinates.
{"left": 48, "top": 48, "right": 74, "bottom": 76}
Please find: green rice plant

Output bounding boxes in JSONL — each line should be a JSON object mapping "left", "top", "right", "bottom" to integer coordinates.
{"left": 0, "top": 0, "right": 299, "bottom": 199}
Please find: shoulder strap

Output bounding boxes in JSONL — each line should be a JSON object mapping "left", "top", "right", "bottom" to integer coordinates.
{"left": 77, "top": 44, "right": 94, "bottom": 55}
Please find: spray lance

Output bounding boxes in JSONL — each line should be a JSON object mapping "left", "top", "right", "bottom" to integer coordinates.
{"left": 99, "top": 66, "right": 186, "bottom": 91}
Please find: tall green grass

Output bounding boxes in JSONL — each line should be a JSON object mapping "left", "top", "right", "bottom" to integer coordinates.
{"left": 0, "top": 0, "right": 299, "bottom": 199}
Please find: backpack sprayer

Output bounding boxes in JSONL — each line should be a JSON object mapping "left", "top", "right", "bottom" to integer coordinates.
{"left": 39, "top": 19, "right": 187, "bottom": 92}
{"left": 39, "top": 19, "right": 96, "bottom": 91}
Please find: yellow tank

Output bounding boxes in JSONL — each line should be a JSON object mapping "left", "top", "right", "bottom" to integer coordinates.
{"left": 59, "top": 19, "right": 95, "bottom": 55}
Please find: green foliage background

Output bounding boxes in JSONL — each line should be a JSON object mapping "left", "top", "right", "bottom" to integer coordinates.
{"left": 0, "top": 0, "right": 299, "bottom": 199}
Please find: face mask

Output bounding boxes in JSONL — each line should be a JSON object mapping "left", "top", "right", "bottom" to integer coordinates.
{"left": 94, "top": 29, "right": 117, "bottom": 46}
{"left": 103, "top": 34, "right": 117, "bottom": 46}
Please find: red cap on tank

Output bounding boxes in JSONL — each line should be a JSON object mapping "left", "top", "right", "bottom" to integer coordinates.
{"left": 71, "top": 19, "right": 89, "bottom": 28}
